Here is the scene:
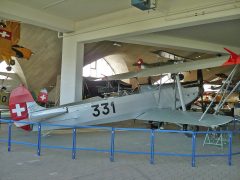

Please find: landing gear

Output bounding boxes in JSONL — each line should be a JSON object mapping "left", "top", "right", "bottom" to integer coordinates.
{"left": 183, "top": 124, "right": 199, "bottom": 137}
{"left": 10, "top": 59, "right": 15, "bottom": 65}
{"left": 6, "top": 66, "right": 12, "bottom": 71}
{"left": 171, "top": 73, "right": 184, "bottom": 81}
{"left": 149, "top": 121, "right": 164, "bottom": 129}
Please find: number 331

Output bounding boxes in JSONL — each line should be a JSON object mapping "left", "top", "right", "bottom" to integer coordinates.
{"left": 91, "top": 102, "right": 116, "bottom": 117}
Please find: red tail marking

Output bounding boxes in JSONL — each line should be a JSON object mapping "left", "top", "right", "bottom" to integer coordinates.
{"left": 9, "top": 85, "right": 34, "bottom": 131}
{"left": 37, "top": 89, "right": 48, "bottom": 103}
{"left": 223, "top": 48, "right": 240, "bottom": 66}
{"left": 20, "top": 125, "right": 32, "bottom": 131}
{"left": 137, "top": 58, "right": 143, "bottom": 69}
{"left": 9, "top": 102, "right": 28, "bottom": 120}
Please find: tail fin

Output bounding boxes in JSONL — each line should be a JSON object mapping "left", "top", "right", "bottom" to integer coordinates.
{"left": 133, "top": 58, "right": 144, "bottom": 69}
{"left": 9, "top": 85, "right": 44, "bottom": 131}
{"left": 223, "top": 48, "right": 240, "bottom": 65}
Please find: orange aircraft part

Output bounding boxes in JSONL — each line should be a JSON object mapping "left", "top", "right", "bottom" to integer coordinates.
{"left": 0, "top": 21, "right": 32, "bottom": 64}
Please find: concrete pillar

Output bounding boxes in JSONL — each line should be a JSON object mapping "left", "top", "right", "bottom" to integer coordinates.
{"left": 60, "top": 37, "right": 84, "bottom": 105}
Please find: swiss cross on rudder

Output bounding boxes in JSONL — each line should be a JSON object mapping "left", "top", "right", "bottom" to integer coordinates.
{"left": 0, "top": 29, "right": 11, "bottom": 40}
{"left": 38, "top": 89, "right": 48, "bottom": 103}
{"left": 9, "top": 102, "right": 28, "bottom": 120}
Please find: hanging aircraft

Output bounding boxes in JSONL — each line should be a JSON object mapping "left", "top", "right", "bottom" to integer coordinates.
{"left": 132, "top": 58, "right": 175, "bottom": 69}
{"left": 132, "top": 50, "right": 190, "bottom": 70}
{"left": 7, "top": 48, "right": 240, "bottom": 132}
{"left": 0, "top": 20, "right": 32, "bottom": 71}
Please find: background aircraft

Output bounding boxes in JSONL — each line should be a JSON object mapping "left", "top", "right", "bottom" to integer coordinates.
{"left": 132, "top": 50, "right": 189, "bottom": 70}
{"left": 0, "top": 89, "right": 9, "bottom": 107}
{"left": 0, "top": 20, "right": 32, "bottom": 71}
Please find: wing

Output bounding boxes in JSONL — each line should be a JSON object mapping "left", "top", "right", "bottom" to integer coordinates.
{"left": 101, "top": 71, "right": 138, "bottom": 81}
{"left": 136, "top": 108, "right": 232, "bottom": 127}
{"left": 102, "top": 55, "right": 230, "bottom": 80}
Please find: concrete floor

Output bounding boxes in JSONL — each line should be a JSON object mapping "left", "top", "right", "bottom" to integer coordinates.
{"left": 0, "top": 121, "right": 240, "bottom": 180}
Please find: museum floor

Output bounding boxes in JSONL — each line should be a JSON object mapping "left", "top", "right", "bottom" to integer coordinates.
{"left": 0, "top": 121, "right": 240, "bottom": 180}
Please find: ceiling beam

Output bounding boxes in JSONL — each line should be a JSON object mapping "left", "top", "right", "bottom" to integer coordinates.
{"left": 67, "top": 0, "right": 240, "bottom": 43}
{"left": 115, "top": 33, "right": 240, "bottom": 54}
{"left": 0, "top": 0, "right": 74, "bottom": 32}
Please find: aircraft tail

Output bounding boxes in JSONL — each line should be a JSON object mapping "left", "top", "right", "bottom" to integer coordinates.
{"left": 223, "top": 48, "right": 240, "bottom": 65}
{"left": 133, "top": 58, "right": 144, "bottom": 69}
{"left": 9, "top": 85, "right": 45, "bottom": 131}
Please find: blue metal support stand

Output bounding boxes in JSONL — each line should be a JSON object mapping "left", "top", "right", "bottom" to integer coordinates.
{"left": 8, "top": 123, "right": 12, "bottom": 152}
{"left": 191, "top": 132, "right": 196, "bottom": 167}
{"left": 228, "top": 132, "right": 232, "bottom": 166}
{"left": 72, "top": 128, "right": 77, "bottom": 160}
{"left": 110, "top": 127, "right": 115, "bottom": 162}
{"left": 150, "top": 129, "right": 155, "bottom": 164}
{"left": 37, "top": 123, "right": 41, "bottom": 156}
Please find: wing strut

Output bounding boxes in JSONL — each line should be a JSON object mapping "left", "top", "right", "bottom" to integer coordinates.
{"left": 176, "top": 74, "right": 186, "bottom": 111}
{"left": 199, "top": 64, "right": 239, "bottom": 121}
{"left": 157, "top": 74, "right": 163, "bottom": 104}
{"left": 215, "top": 80, "right": 240, "bottom": 114}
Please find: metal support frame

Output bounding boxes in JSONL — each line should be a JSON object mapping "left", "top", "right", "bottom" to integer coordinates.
{"left": 199, "top": 65, "right": 239, "bottom": 121}
{"left": 37, "top": 123, "right": 41, "bottom": 156}
{"left": 7, "top": 122, "right": 12, "bottom": 152}
{"left": 203, "top": 128, "right": 229, "bottom": 149}
{"left": 110, "top": 127, "right": 115, "bottom": 162}
{"left": 228, "top": 132, "right": 232, "bottom": 166}
{"left": 191, "top": 133, "right": 196, "bottom": 167}
{"left": 1, "top": 119, "right": 237, "bottom": 167}
{"left": 150, "top": 129, "right": 155, "bottom": 164}
{"left": 72, "top": 128, "right": 77, "bottom": 160}
{"left": 216, "top": 80, "right": 240, "bottom": 114}
{"left": 215, "top": 65, "right": 239, "bottom": 114}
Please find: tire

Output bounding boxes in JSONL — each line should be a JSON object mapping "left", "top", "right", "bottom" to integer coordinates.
{"left": 6, "top": 66, "right": 12, "bottom": 71}
{"left": 10, "top": 59, "right": 15, "bottom": 65}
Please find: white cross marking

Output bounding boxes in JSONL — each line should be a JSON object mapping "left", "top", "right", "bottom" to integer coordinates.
{"left": 0, "top": 31, "right": 10, "bottom": 38}
{"left": 12, "top": 104, "right": 26, "bottom": 117}
{"left": 40, "top": 94, "right": 46, "bottom": 101}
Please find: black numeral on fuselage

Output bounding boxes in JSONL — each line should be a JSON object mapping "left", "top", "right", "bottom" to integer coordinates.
{"left": 0, "top": 95, "right": 7, "bottom": 103}
{"left": 91, "top": 102, "right": 116, "bottom": 117}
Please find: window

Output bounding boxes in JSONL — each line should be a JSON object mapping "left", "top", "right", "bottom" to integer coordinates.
{"left": 83, "top": 58, "right": 115, "bottom": 78}
{"left": 154, "top": 73, "right": 174, "bottom": 85}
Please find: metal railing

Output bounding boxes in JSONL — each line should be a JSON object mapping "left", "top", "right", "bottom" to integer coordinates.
{"left": 0, "top": 119, "right": 239, "bottom": 167}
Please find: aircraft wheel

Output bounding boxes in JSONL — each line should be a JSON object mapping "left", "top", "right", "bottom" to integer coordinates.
{"left": 184, "top": 125, "right": 199, "bottom": 137}
{"left": 10, "top": 59, "right": 15, "bottom": 65}
{"left": 179, "top": 73, "right": 184, "bottom": 80}
{"left": 6, "top": 66, "right": 12, "bottom": 71}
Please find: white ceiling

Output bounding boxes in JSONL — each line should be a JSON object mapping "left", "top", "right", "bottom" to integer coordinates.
{"left": 8, "top": 0, "right": 131, "bottom": 21}
{"left": 158, "top": 19, "right": 240, "bottom": 47}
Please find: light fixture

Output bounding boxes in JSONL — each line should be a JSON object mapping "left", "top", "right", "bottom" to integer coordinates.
{"left": 131, "top": 0, "right": 156, "bottom": 11}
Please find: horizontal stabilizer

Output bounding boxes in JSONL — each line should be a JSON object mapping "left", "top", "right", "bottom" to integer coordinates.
{"left": 137, "top": 108, "right": 232, "bottom": 127}
{"left": 29, "top": 107, "right": 68, "bottom": 121}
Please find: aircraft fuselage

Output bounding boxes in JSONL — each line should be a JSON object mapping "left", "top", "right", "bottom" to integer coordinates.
{"left": 32, "top": 84, "right": 199, "bottom": 131}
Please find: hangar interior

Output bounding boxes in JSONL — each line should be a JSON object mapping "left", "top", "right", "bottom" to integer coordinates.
{"left": 1, "top": 1, "right": 240, "bottom": 179}
{"left": 0, "top": 0, "right": 239, "bottom": 107}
